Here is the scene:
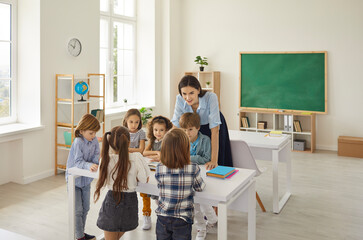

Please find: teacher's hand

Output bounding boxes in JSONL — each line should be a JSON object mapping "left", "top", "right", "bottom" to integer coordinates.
{"left": 205, "top": 161, "right": 218, "bottom": 170}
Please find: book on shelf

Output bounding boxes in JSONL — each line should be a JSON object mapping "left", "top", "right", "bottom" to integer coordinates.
{"left": 293, "top": 120, "right": 302, "bottom": 132}
{"left": 284, "top": 115, "right": 288, "bottom": 131}
{"left": 241, "top": 116, "right": 250, "bottom": 128}
{"left": 206, "top": 166, "right": 236, "bottom": 179}
{"left": 288, "top": 115, "right": 293, "bottom": 131}
{"left": 91, "top": 109, "right": 104, "bottom": 123}
{"left": 284, "top": 115, "right": 293, "bottom": 131}
{"left": 293, "top": 120, "right": 298, "bottom": 132}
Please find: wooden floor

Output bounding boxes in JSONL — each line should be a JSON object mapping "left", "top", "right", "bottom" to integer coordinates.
{"left": 0, "top": 150, "right": 362, "bottom": 240}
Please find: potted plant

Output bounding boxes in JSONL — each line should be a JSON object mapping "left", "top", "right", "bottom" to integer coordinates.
{"left": 139, "top": 107, "right": 153, "bottom": 126}
{"left": 206, "top": 81, "right": 211, "bottom": 88}
{"left": 194, "top": 56, "right": 208, "bottom": 71}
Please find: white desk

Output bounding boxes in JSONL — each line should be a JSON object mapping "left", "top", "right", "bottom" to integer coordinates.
{"left": 228, "top": 130, "right": 291, "bottom": 214}
{"left": 67, "top": 166, "right": 256, "bottom": 240}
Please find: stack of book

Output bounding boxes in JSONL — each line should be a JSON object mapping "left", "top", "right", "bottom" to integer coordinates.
{"left": 91, "top": 109, "right": 104, "bottom": 123}
{"left": 241, "top": 116, "right": 250, "bottom": 128}
{"left": 293, "top": 120, "right": 302, "bottom": 132}
{"left": 206, "top": 166, "right": 236, "bottom": 179}
{"left": 144, "top": 157, "right": 158, "bottom": 171}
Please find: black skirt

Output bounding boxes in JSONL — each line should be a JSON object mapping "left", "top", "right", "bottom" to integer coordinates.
{"left": 97, "top": 190, "right": 138, "bottom": 232}
{"left": 199, "top": 112, "right": 233, "bottom": 167}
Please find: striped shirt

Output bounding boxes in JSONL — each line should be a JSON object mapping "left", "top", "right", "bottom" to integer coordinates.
{"left": 155, "top": 163, "right": 205, "bottom": 224}
{"left": 130, "top": 129, "right": 147, "bottom": 148}
{"left": 65, "top": 136, "right": 100, "bottom": 187}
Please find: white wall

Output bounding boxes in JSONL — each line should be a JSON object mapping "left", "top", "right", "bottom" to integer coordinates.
{"left": 0, "top": 0, "right": 99, "bottom": 185}
{"left": 175, "top": 0, "right": 363, "bottom": 150}
{"left": 2, "top": 0, "right": 362, "bottom": 185}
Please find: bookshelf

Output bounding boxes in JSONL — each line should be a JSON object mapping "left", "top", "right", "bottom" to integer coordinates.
{"left": 239, "top": 110, "right": 316, "bottom": 153}
{"left": 55, "top": 73, "right": 105, "bottom": 174}
{"left": 184, "top": 71, "right": 221, "bottom": 106}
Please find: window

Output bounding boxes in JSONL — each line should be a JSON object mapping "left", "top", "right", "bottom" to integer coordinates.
{"left": 100, "top": 0, "right": 136, "bottom": 108}
{"left": 0, "top": 0, "right": 16, "bottom": 124}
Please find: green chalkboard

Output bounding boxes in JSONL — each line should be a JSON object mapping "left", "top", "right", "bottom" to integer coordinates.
{"left": 240, "top": 52, "right": 327, "bottom": 113}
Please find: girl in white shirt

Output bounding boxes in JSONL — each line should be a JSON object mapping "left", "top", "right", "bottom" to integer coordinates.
{"left": 94, "top": 126, "right": 151, "bottom": 240}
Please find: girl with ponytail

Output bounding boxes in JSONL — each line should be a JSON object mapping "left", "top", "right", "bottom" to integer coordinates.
{"left": 94, "top": 126, "right": 151, "bottom": 240}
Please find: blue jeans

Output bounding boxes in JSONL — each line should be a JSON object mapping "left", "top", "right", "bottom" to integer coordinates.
{"left": 156, "top": 215, "right": 192, "bottom": 240}
{"left": 75, "top": 185, "right": 91, "bottom": 239}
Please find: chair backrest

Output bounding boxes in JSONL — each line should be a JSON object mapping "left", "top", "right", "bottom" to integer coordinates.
{"left": 230, "top": 139, "right": 262, "bottom": 176}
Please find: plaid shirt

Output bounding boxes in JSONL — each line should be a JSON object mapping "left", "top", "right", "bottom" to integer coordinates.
{"left": 155, "top": 162, "right": 205, "bottom": 224}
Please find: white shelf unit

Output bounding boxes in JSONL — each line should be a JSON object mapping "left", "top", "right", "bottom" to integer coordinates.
{"left": 239, "top": 110, "right": 316, "bottom": 153}
{"left": 55, "top": 74, "right": 105, "bottom": 174}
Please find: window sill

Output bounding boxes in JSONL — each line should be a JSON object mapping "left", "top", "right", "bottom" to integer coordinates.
{"left": 105, "top": 104, "right": 154, "bottom": 118}
{"left": 0, "top": 123, "right": 45, "bottom": 139}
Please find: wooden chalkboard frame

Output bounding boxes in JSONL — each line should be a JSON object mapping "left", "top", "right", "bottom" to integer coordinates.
{"left": 239, "top": 51, "right": 328, "bottom": 114}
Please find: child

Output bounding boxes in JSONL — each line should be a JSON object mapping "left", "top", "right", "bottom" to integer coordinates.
{"left": 155, "top": 128, "right": 205, "bottom": 240}
{"left": 65, "top": 113, "right": 101, "bottom": 240}
{"left": 141, "top": 115, "right": 173, "bottom": 230}
{"left": 94, "top": 126, "right": 151, "bottom": 240}
{"left": 179, "top": 112, "right": 211, "bottom": 165}
{"left": 123, "top": 108, "right": 151, "bottom": 230}
{"left": 179, "top": 112, "right": 218, "bottom": 240}
{"left": 144, "top": 115, "right": 173, "bottom": 161}
{"left": 123, "top": 108, "right": 147, "bottom": 154}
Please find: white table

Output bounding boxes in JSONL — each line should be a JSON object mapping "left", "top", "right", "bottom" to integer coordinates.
{"left": 67, "top": 166, "right": 256, "bottom": 240}
{"left": 228, "top": 130, "right": 291, "bottom": 214}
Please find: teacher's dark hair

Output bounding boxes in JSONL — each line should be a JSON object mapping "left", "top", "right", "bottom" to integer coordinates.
{"left": 178, "top": 75, "right": 206, "bottom": 97}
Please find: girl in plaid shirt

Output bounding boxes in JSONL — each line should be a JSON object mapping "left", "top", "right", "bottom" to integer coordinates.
{"left": 155, "top": 128, "right": 205, "bottom": 240}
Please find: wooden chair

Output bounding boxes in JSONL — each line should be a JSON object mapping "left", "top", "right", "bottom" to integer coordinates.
{"left": 230, "top": 139, "right": 266, "bottom": 212}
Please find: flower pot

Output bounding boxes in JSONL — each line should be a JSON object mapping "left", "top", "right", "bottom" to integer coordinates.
{"left": 199, "top": 66, "right": 204, "bottom": 72}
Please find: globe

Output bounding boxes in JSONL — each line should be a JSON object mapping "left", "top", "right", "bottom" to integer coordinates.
{"left": 75, "top": 81, "right": 89, "bottom": 101}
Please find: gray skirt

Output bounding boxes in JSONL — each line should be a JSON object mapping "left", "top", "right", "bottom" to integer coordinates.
{"left": 97, "top": 190, "right": 138, "bottom": 232}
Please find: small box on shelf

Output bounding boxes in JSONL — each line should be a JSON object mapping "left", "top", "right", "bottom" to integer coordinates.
{"left": 293, "top": 139, "right": 306, "bottom": 151}
{"left": 257, "top": 121, "right": 267, "bottom": 129}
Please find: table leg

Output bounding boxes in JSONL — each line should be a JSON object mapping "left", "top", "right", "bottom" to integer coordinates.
{"left": 218, "top": 202, "right": 228, "bottom": 240}
{"left": 248, "top": 180, "right": 256, "bottom": 240}
{"left": 272, "top": 145, "right": 292, "bottom": 214}
{"left": 68, "top": 175, "right": 76, "bottom": 240}
{"left": 272, "top": 150, "right": 279, "bottom": 213}
{"left": 286, "top": 146, "right": 292, "bottom": 194}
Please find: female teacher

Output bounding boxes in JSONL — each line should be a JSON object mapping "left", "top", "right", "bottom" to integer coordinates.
{"left": 171, "top": 75, "right": 232, "bottom": 169}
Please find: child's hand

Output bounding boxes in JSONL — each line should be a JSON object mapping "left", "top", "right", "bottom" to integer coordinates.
{"left": 149, "top": 155, "right": 160, "bottom": 162}
{"left": 90, "top": 164, "right": 98, "bottom": 172}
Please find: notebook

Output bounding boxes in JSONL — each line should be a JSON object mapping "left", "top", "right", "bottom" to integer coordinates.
{"left": 206, "top": 166, "right": 236, "bottom": 179}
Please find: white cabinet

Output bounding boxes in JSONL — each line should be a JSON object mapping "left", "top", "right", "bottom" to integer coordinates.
{"left": 239, "top": 110, "right": 316, "bottom": 153}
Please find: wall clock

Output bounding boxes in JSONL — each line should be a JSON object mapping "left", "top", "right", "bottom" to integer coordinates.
{"left": 68, "top": 38, "right": 82, "bottom": 57}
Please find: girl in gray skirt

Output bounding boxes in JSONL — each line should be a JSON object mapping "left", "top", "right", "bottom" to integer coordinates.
{"left": 94, "top": 126, "right": 151, "bottom": 240}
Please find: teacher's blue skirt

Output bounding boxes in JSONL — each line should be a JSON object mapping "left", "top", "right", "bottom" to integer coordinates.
{"left": 199, "top": 112, "right": 233, "bottom": 167}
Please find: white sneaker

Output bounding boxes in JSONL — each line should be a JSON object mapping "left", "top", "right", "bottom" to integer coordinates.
{"left": 142, "top": 215, "right": 152, "bottom": 230}
{"left": 196, "top": 228, "right": 207, "bottom": 240}
{"left": 206, "top": 221, "right": 218, "bottom": 234}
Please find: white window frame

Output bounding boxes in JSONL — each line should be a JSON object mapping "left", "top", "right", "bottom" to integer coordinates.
{"left": 0, "top": 0, "right": 17, "bottom": 125}
{"left": 100, "top": 0, "right": 137, "bottom": 108}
